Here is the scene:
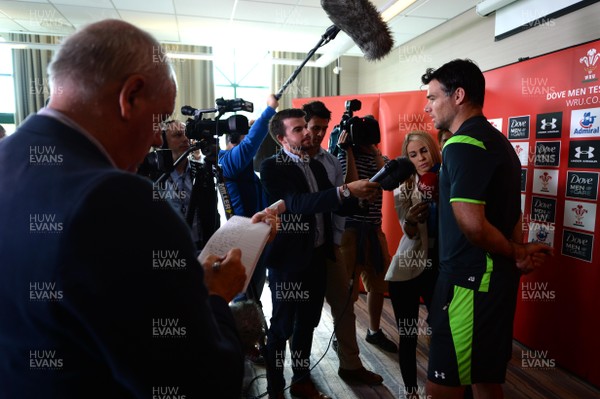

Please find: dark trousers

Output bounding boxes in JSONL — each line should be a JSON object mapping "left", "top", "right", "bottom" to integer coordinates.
{"left": 388, "top": 264, "right": 438, "bottom": 394}
{"left": 265, "top": 246, "right": 327, "bottom": 396}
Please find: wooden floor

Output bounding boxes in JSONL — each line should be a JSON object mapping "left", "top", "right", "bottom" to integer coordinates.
{"left": 242, "top": 288, "right": 600, "bottom": 399}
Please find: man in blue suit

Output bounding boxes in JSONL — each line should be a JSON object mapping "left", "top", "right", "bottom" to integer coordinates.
{"left": 0, "top": 19, "right": 275, "bottom": 399}
{"left": 260, "top": 108, "right": 380, "bottom": 399}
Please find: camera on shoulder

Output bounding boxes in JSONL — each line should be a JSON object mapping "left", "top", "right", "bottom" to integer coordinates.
{"left": 330, "top": 99, "right": 380, "bottom": 155}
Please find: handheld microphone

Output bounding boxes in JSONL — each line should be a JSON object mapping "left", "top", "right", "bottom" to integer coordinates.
{"left": 370, "top": 159, "right": 398, "bottom": 183}
{"left": 370, "top": 156, "right": 416, "bottom": 191}
{"left": 229, "top": 300, "right": 266, "bottom": 352}
{"left": 321, "top": 0, "right": 394, "bottom": 61}
{"left": 417, "top": 172, "right": 438, "bottom": 203}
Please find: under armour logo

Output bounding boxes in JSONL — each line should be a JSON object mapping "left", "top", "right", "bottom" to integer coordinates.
{"left": 575, "top": 146, "right": 595, "bottom": 159}
{"left": 540, "top": 118, "right": 557, "bottom": 130}
{"left": 468, "top": 276, "right": 475, "bottom": 282}
{"left": 434, "top": 371, "right": 446, "bottom": 379}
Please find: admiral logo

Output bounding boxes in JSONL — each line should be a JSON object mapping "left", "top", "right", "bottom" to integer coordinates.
{"left": 536, "top": 112, "right": 562, "bottom": 138}
{"left": 566, "top": 171, "right": 598, "bottom": 200}
{"left": 580, "top": 48, "right": 599, "bottom": 83}
{"left": 568, "top": 140, "right": 600, "bottom": 168}
{"left": 570, "top": 108, "right": 600, "bottom": 138}
{"left": 534, "top": 142, "right": 560, "bottom": 167}
{"left": 508, "top": 116, "right": 530, "bottom": 140}
{"left": 528, "top": 223, "right": 554, "bottom": 247}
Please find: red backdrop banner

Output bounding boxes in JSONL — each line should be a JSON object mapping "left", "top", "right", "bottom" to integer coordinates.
{"left": 291, "top": 39, "right": 600, "bottom": 387}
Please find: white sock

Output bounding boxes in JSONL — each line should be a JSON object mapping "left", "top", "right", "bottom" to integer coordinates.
{"left": 368, "top": 328, "right": 380, "bottom": 335}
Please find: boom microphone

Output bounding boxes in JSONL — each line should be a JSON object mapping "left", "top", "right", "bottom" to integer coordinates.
{"left": 370, "top": 156, "right": 416, "bottom": 191}
{"left": 321, "top": 0, "right": 394, "bottom": 61}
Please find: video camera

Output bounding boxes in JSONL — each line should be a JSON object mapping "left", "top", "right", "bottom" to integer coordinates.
{"left": 338, "top": 99, "right": 380, "bottom": 147}
{"left": 182, "top": 97, "right": 254, "bottom": 152}
{"left": 137, "top": 98, "right": 253, "bottom": 180}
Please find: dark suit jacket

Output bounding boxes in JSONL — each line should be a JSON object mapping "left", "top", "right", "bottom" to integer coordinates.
{"left": 0, "top": 115, "right": 243, "bottom": 398}
{"left": 260, "top": 150, "right": 358, "bottom": 274}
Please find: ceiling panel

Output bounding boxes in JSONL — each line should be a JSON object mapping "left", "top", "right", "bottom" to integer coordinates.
{"left": 51, "top": 0, "right": 114, "bottom": 8}
{"left": 119, "top": 10, "right": 179, "bottom": 42}
{"left": 53, "top": 4, "right": 120, "bottom": 28}
{"left": 112, "top": 0, "right": 175, "bottom": 14}
{"left": 0, "top": 0, "right": 477, "bottom": 60}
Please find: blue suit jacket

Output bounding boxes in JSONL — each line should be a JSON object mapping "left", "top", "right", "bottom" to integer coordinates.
{"left": 0, "top": 115, "right": 243, "bottom": 398}
{"left": 260, "top": 150, "right": 359, "bottom": 274}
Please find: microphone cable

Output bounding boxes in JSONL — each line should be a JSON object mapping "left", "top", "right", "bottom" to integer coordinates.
{"left": 243, "top": 253, "right": 358, "bottom": 399}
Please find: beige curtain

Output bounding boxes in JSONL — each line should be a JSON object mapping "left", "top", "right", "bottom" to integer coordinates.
{"left": 271, "top": 51, "right": 339, "bottom": 109}
{"left": 165, "top": 44, "right": 215, "bottom": 122}
{"left": 253, "top": 51, "right": 338, "bottom": 170}
{"left": 10, "top": 34, "right": 59, "bottom": 126}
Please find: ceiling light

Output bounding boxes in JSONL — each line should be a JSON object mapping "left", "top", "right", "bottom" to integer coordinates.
{"left": 381, "top": 0, "right": 418, "bottom": 22}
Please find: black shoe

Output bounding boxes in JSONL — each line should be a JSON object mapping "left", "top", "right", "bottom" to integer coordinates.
{"left": 365, "top": 329, "right": 398, "bottom": 353}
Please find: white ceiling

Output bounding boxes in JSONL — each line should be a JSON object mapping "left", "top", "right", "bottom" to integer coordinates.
{"left": 0, "top": 0, "right": 477, "bottom": 65}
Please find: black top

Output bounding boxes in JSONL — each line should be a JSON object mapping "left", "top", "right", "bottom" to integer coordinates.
{"left": 438, "top": 116, "right": 521, "bottom": 291}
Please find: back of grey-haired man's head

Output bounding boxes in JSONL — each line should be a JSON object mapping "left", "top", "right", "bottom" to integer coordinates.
{"left": 47, "top": 19, "right": 174, "bottom": 101}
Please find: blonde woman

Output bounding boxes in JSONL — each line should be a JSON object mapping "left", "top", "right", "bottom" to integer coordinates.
{"left": 385, "top": 131, "right": 442, "bottom": 398}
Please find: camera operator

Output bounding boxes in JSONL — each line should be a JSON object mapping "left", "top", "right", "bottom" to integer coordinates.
{"left": 161, "top": 119, "right": 203, "bottom": 247}
{"left": 218, "top": 95, "right": 278, "bottom": 300}
{"left": 337, "top": 116, "right": 398, "bottom": 354}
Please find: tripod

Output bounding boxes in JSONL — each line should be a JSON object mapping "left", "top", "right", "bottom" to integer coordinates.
{"left": 155, "top": 141, "right": 229, "bottom": 251}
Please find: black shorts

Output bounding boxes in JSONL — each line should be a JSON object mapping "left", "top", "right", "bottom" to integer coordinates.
{"left": 427, "top": 269, "right": 520, "bottom": 386}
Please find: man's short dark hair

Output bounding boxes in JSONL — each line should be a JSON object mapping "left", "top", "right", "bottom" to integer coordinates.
{"left": 302, "top": 101, "right": 331, "bottom": 122}
{"left": 269, "top": 108, "right": 306, "bottom": 144}
{"left": 421, "top": 59, "right": 485, "bottom": 107}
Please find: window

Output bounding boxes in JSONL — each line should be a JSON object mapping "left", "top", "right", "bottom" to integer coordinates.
{"left": 0, "top": 37, "right": 16, "bottom": 135}
{"left": 213, "top": 47, "right": 271, "bottom": 122}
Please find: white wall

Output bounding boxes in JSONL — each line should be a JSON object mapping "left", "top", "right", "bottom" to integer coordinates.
{"left": 346, "top": 2, "right": 600, "bottom": 95}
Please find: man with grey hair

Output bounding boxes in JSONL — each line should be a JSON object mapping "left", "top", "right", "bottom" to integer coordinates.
{"left": 0, "top": 19, "right": 274, "bottom": 398}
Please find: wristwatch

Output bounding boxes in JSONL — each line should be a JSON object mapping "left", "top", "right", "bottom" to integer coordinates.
{"left": 340, "top": 184, "right": 351, "bottom": 199}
